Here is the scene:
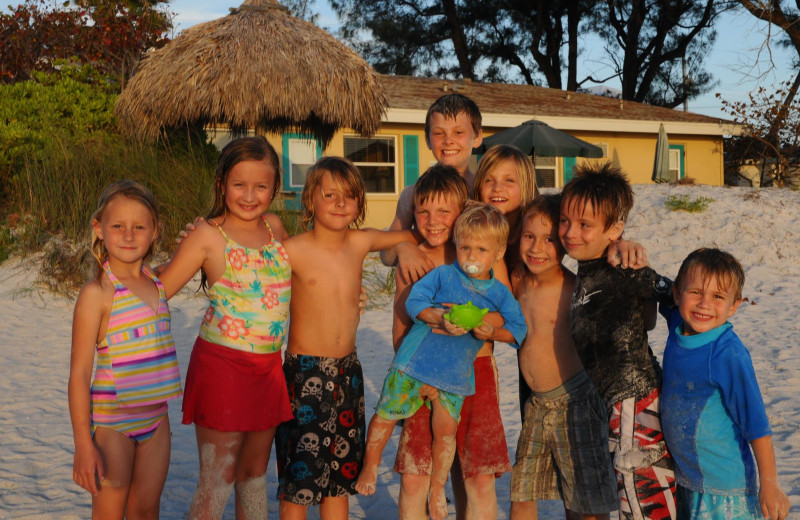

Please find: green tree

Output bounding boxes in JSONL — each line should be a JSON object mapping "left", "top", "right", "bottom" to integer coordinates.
{"left": 329, "top": 0, "right": 725, "bottom": 105}
{"left": 330, "top": 0, "right": 480, "bottom": 80}
{"left": 592, "top": 0, "right": 731, "bottom": 108}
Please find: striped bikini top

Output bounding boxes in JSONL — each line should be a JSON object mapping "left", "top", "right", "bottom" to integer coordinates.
{"left": 91, "top": 261, "right": 182, "bottom": 409}
{"left": 198, "top": 217, "right": 291, "bottom": 354}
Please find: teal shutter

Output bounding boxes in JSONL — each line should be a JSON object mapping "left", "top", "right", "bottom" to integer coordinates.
{"left": 281, "top": 133, "right": 293, "bottom": 193}
{"left": 403, "top": 135, "right": 420, "bottom": 187}
{"left": 281, "top": 133, "right": 321, "bottom": 211}
{"left": 562, "top": 157, "right": 577, "bottom": 185}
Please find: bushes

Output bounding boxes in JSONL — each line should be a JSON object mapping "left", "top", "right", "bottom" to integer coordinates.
{"left": 0, "top": 68, "right": 117, "bottom": 190}
{"left": 0, "top": 65, "right": 224, "bottom": 291}
{"left": 664, "top": 194, "right": 714, "bottom": 213}
{"left": 9, "top": 132, "right": 218, "bottom": 292}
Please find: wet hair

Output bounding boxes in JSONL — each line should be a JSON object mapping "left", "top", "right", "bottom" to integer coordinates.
{"left": 208, "top": 136, "right": 281, "bottom": 221}
{"left": 90, "top": 179, "right": 159, "bottom": 281}
{"left": 674, "top": 248, "right": 745, "bottom": 301}
{"left": 561, "top": 161, "right": 633, "bottom": 230}
{"left": 521, "top": 193, "right": 565, "bottom": 256}
{"left": 424, "top": 93, "right": 482, "bottom": 137}
{"left": 412, "top": 164, "right": 470, "bottom": 214}
{"left": 300, "top": 156, "right": 366, "bottom": 230}
{"left": 474, "top": 144, "right": 539, "bottom": 209}
{"left": 453, "top": 201, "right": 509, "bottom": 249}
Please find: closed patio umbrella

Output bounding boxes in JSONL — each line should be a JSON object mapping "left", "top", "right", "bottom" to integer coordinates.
{"left": 475, "top": 119, "right": 604, "bottom": 158}
{"left": 652, "top": 123, "right": 670, "bottom": 183}
{"left": 115, "top": 0, "right": 387, "bottom": 146}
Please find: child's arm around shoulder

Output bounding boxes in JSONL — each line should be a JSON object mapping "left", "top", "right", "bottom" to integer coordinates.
{"left": 265, "top": 212, "right": 290, "bottom": 243}
{"left": 68, "top": 279, "right": 109, "bottom": 496}
{"left": 356, "top": 227, "right": 416, "bottom": 253}
{"left": 158, "top": 219, "right": 220, "bottom": 299}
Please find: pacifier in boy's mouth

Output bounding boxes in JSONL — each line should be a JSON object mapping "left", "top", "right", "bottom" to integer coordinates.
{"left": 462, "top": 262, "right": 483, "bottom": 275}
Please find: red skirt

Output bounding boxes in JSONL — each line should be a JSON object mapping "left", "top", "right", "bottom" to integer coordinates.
{"left": 182, "top": 337, "right": 294, "bottom": 431}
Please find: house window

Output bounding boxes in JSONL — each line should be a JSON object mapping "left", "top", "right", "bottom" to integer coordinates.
{"left": 669, "top": 146, "right": 683, "bottom": 181}
{"left": 344, "top": 136, "right": 396, "bottom": 193}
{"left": 534, "top": 156, "right": 557, "bottom": 188}
{"left": 286, "top": 137, "right": 318, "bottom": 189}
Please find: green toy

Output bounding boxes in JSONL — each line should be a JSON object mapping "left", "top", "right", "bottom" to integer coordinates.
{"left": 444, "top": 301, "right": 489, "bottom": 330}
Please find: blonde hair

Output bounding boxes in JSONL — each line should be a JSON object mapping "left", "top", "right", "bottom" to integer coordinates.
{"left": 474, "top": 144, "right": 538, "bottom": 208}
{"left": 90, "top": 180, "right": 159, "bottom": 281}
{"left": 453, "top": 201, "right": 509, "bottom": 249}
{"left": 300, "top": 156, "right": 366, "bottom": 230}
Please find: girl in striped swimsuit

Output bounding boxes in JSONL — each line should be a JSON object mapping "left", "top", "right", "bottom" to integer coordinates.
{"left": 69, "top": 180, "right": 182, "bottom": 517}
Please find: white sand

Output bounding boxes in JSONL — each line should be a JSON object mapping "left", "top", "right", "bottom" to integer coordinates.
{"left": 2, "top": 184, "right": 799, "bottom": 519}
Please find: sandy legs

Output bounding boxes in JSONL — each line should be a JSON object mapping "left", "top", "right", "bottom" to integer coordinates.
{"left": 187, "top": 425, "right": 275, "bottom": 520}
{"left": 451, "top": 459, "right": 497, "bottom": 520}
{"left": 355, "top": 415, "right": 397, "bottom": 495}
{"left": 91, "top": 416, "right": 171, "bottom": 520}
{"left": 427, "top": 399, "right": 458, "bottom": 520}
{"left": 399, "top": 473, "right": 430, "bottom": 520}
{"left": 359, "top": 401, "right": 458, "bottom": 520}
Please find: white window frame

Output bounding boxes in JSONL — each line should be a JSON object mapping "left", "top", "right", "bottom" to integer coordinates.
{"left": 286, "top": 136, "right": 319, "bottom": 190}
{"left": 534, "top": 156, "right": 558, "bottom": 188}
{"left": 343, "top": 135, "right": 399, "bottom": 194}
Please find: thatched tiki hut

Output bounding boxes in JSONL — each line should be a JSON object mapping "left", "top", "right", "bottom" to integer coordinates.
{"left": 115, "top": 0, "right": 387, "bottom": 146}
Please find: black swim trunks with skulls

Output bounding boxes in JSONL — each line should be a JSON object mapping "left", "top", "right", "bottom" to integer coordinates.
{"left": 276, "top": 349, "right": 366, "bottom": 506}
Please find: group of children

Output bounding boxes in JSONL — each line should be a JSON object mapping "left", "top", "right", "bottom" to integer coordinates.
{"left": 68, "top": 92, "right": 790, "bottom": 520}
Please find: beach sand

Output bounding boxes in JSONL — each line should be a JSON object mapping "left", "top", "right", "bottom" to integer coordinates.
{"left": 2, "top": 184, "right": 799, "bottom": 518}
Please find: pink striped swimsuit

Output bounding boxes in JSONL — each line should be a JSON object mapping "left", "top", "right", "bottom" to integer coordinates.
{"left": 90, "top": 261, "right": 182, "bottom": 443}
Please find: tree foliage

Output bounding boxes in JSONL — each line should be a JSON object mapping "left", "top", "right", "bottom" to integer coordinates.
{"left": 330, "top": 0, "right": 729, "bottom": 107}
{"left": 0, "top": 0, "right": 171, "bottom": 87}
{"left": 0, "top": 66, "right": 117, "bottom": 181}
{"left": 719, "top": 81, "right": 800, "bottom": 186}
{"left": 591, "top": 0, "right": 730, "bottom": 108}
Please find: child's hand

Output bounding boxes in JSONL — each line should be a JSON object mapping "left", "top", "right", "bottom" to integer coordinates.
{"left": 418, "top": 384, "right": 439, "bottom": 401}
{"left": 759, "top": 478, "right": 790, "bottom": 520}
{"left": 442, "top": 317, "right": 468, "bottom": 336}
{"left": 471, "top": 322, "right": 495, "bottom": 341}
{"left": 608, "top": 239, "right": 648, "bottom": 269}
{"left": 73, "top": 442, "right": 104, "bottom": 496}
{"left": 176, "top": 216, "right": 205, "bottom": 244}
{"left": 397, "top": 242, "right": 435, "bottom": 284}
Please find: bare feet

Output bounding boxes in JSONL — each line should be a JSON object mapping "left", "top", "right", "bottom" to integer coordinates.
{"left": 429, "top": 484, "right": 448, "bottom": 519}
{"left": 354, "top": 466, "right": 377, "bottom": 495}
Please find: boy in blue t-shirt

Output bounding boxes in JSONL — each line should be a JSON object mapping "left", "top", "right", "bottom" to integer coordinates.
{"left": 661, "top": 248, "right": 789, "bottom": 520}
{"left": 355, "top": 202, "right": 526, "bottom": 520}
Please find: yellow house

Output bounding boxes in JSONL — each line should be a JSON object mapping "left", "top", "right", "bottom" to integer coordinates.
{"left": 215, "top": 75, "right": 737, "bottom": 229}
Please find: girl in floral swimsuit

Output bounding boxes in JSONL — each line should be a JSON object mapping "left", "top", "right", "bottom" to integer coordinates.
{"left": 160, "top": 136, "right": 293, "bottom": 519}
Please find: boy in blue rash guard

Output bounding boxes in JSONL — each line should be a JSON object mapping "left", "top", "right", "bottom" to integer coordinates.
{"left": 355, "top": 202, "right": 527, "bottom": 520}
{"left": 661, "top": 248, "right": 790, "bottom": 520}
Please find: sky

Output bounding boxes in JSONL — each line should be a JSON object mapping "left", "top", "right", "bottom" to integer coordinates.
{"left": 167, "top": 0, "right": 796, "bottom": 120}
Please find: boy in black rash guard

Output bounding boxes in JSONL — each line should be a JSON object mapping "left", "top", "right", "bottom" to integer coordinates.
{"left": 558, "top": 163, "right": 676, "bottom": 520}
